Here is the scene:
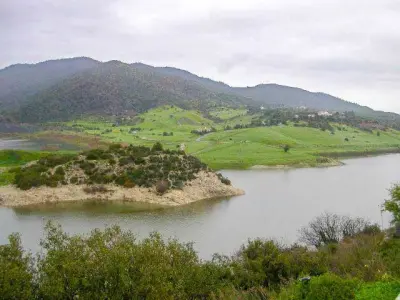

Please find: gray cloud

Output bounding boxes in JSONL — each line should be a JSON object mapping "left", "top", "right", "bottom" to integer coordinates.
{"left": 1, "top": 0, "right": 399, "bottom": 112}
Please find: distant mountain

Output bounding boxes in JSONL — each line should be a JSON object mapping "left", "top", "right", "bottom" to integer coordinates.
{"left": 16, "top": 61, "right": 248, "bottom": 122}
{"left": 0, "top": 57, "right": 100, "bottom": 111}
{"left": 0, "top": 57, "right": 397, "bottom": 122}
{"left": 234, "top": 84, "right": 375, "bottom": 115}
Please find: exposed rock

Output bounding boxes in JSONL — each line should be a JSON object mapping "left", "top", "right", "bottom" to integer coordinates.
{"left": 0, "top": 172, "right": 244, "bottom": 207}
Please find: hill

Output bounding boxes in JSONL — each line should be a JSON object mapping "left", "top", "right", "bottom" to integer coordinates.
{"left": 0, "top": 57, "right": 100, "bottom": 111}
{"left": 148, "top": 67, "right": 383, "bottom": 115}
{"left": 234, "top": 84, "right": 375, "bottom": 114}
{"left": 55, "top": 106, "right": 400, "bottom": 169}
{"left": 15, "top": 61, "right": 249, "bottom": 122}
{"left": 0, "top": 57, "right": 398, "bottom": 122}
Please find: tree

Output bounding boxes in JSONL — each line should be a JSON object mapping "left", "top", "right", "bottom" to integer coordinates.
{"left": 299, "top": 212, "right": 372, "bottom": 248}
{"left": 283, "top": 144, "right": 290, "bottom": 153}
{"left": 384, "top": 185, "right": 400, "bottom": 237}
{"left": 0, "top": 234, "right": 34, "bottom": 299}
{"left": 151, "top": 142, "right": 163, "bottom": 152}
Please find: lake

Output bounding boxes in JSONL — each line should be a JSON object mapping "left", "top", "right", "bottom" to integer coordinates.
{"left": 0, "top": 138, "right": 80, "bottom": 151}
{"left": 0, "top": 154, "right": 398, "bottom": 259}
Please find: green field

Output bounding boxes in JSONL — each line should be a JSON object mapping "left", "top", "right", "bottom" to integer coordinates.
{"left": 30, "top": 106, "right": 400, "bottom": 169}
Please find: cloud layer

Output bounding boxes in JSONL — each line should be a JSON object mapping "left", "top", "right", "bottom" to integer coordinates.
{"left": 1, "top": 0, "right": 399, "bottom": 111}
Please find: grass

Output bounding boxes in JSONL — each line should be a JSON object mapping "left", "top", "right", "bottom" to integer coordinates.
{"left": 37, "top": 107, "right": 400, "bottom": 170}
{"left": 209, "top": 107, "right": 248, "bottom": 120}
{"left": 356, "top": 281, "right": 400, "bottom": 300}
{"left": 0, "top": 150, "right": 49, "bottom": 167}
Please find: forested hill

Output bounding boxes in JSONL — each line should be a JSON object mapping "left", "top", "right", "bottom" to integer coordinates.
{"left": 16, "top": 61, "right": 249, "bottom": 122}
{"left": 0, "top": 57, "right": 397, "bottom": 122}
{"left": 0, "top": 57, "right": 100, "bottom": 111}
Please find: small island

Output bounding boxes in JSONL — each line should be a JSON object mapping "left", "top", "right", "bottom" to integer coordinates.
{"left": 0, "top": 143, "right": 244, "bottom": 207}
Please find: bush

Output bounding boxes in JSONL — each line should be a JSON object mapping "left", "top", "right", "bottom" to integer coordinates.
{"left": 70, "top": 176, "right": 78, "bottom": 184}
{"left": 283, "top": 144, "right": 290, "bottom": 153}
{"left": 34, "top": 223, "right": 227, "bottom": 299}
{"left": 156, "top": 180, "right": 169, "bottom": 194}
{"left": 151, "top": 142, "right": 163, "bottom": 152}
{"left": 300, "top": 273, "right": 359, "bottom": 300}
{"left": 54, "top": 166, "right": 65, "bottom": 176}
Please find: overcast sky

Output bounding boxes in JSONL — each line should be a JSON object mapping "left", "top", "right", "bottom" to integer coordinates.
{"left": 1, "top": 0, "right": 399, "bottom": 112}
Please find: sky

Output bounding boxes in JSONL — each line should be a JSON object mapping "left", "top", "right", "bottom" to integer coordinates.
{"left": 1, "top": 0, "right": 399, "bottom": 112}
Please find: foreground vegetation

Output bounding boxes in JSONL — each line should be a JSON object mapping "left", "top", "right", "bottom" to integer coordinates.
{"left": 1, "top": 219, "right": 399, "bottom": 299}
{"left": 1, "top": 189, "right": 400, "bottom": 299}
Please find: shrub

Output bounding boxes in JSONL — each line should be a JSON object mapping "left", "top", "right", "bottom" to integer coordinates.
{"left": 54, "top": 166, "right": 65, "bottom": 176}
{"left": 345, "top": 138, "right": 350, "bottom": 142}
{"left": 123, "top": 179, "right": 135, "bottom": 188}
{"left": 70, "top": 176, "right": 78, "bottom": 184}
{"left": 283, "top": 144, "right": 291, "bottom": 153}
{"left": 151, "top": 142, "right": 163, "bottom": 152}
{"left": 299, "top": 273, "right": 359, "bottom": 300}
{"left": 232, "top": 239, "right": 292, "bottom": 289}
{"left": 14, "top": 168, "right": 46, "bottom": 190}
{"left": 217, "top": 173, "right": 231, "bottom": 185}
{"left": 379, "top": 238, "right": 400, "bottom": 277}
{"left": 156, "top": 180, "right": 169, "bottom": 194}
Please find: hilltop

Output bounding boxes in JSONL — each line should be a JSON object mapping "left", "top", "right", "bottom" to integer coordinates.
{"left": 0, "top": 57, "right": 398, "bottom": 123}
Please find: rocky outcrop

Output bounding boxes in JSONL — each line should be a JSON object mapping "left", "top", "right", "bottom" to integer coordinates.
{"left": 0, "top": 172, "right": 244, "bottom": 207}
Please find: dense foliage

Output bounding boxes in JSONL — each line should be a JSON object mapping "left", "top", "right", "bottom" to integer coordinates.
{"left": 10, "top": 143, "right": 226, "bottom": 192}
{"left": 0, "top": 216, "right": 399, "bottom": 300}
{"left": 15, "top": 61, "right": 247, "bottom": 122}
{"left": 3, "top": 57, "right": 400, "bottom": 125}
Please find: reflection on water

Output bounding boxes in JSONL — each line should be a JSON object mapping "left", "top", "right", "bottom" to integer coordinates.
{"left": 0, "top": 138, "right": 80, "bottom": 151}
{"left": 1, "top": 154, "right": 399, "bottom": 259}
{"left": 14, "top": 201, "right": 168, "bottom": 215}
{"left": 13, "top": 197, "right": 232, "bottom": 217}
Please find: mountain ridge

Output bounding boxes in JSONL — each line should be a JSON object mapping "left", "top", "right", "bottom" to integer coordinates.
{"left": 0, "top": 57, "right": 397, "bottom": 122}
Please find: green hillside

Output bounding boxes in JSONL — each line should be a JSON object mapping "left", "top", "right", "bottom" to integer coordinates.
{"left": 1, "top": 57, "right": 399, "bottom": 123}
{"left": 50, "top": 106, "right": 400, "bottom": 169}
{"left": 15, "top": 61, "right": 249, "bottom": 122}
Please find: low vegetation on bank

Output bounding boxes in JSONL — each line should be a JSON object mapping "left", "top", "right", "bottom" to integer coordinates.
{"left": 5, "top": 143, "right": 231, "bottom": 193}
{"left": 1, "top": 213, "right": 399, "bottom": 299}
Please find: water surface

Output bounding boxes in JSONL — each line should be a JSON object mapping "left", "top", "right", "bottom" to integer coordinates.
{"left": 0, "top": 138, "right": 80, "bottom": 151}
{"left": 0, "top": 154, "right": 397, "bottom": 259}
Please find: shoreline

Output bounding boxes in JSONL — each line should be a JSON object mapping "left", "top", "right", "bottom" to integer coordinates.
{"left": 0, "top": 172, "right": 244, "bottom": 208}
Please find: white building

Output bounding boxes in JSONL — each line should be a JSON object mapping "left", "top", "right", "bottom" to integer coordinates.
{"left": 317, "top": 111, "right": 332, "bottom": 117}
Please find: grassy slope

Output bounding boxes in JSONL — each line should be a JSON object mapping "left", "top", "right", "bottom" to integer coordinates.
{"left": 35, "top": 106, "right": 400, "bottom": 169}
{"left": 0, "top": 150, "right": 52, "bottom": 186}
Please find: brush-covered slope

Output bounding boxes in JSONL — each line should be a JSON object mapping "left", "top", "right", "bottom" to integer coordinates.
{"left": 16, "top": 61, "right": 248, "bottom": 122}
{"left": 8, "top": 143, "right": 234, "bottom": 195}
{"left": 0, "top": 57, "right": 100, "bottom": 110}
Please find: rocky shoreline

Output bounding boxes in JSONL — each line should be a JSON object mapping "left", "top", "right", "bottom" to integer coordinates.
{"left": 0, "top": 172, "right": 244, "bottom": 207}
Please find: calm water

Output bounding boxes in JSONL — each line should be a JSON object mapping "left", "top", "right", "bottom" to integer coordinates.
{"left": 0, "top": 138, "right": 80, "bottom": 151}
{"left": 0, "top": 154, "right": 398, "bottom": 259}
